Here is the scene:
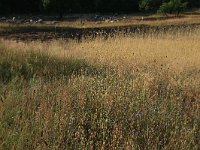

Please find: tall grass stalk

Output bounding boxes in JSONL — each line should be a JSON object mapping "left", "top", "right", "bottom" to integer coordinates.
{"left": 0, "top": 29, "right": 200, "bottom": 149}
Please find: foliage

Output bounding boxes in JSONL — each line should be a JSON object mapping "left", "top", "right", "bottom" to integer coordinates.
{"left": 139, "top": 0, "right": 163, "bottom": 11}
{"left": 187, "top": 0, "right": 200, "bottom": 7}
{"left": 0, "top": 0, "right": 41, "bottom": 13}
{"left": 0, "top": 0, "right": 199, "bottom": 14}
{"left": 42, "top": 0, "right": 73, "bottom": 19}
{"left": 158, "top": 0, "right": 188, "bottom": 15}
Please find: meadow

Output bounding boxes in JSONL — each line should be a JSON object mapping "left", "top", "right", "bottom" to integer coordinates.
{"left": 0, "top": 26, "right": 200, "bottom": 149}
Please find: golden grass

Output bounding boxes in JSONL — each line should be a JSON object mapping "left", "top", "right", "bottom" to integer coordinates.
{"left": 0, "top": 28, "right": 200, "bottom": 149}
{"left": 1, "top": 28, "right": 200, "bottom": 72}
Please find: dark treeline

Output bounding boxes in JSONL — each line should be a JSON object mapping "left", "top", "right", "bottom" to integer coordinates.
{"left": 0, "top": 0, "right": 199, "bottom": 15}
{"left": 0, "top": 0, "right": 42, "bottom": 14}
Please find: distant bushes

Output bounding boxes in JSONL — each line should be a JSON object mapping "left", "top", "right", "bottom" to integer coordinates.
{"left": 158, "top": 0, "right": 188, "bottom": 15}
{"left": 0, "top": 0, "right": 199, "bottom": 15}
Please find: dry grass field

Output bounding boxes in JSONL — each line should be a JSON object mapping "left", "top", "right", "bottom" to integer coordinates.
{"left": 0, "top": 25, "right": 200, "bottom": 149}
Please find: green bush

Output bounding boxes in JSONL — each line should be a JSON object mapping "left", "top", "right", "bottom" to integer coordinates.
{"left": 139, "top": 0, "right": 163, "bottom": 11}
{"left": 158, "top": 0, "right": 188, "bottom": 16}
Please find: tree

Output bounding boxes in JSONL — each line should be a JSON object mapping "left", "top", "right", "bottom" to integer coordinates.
{"left": 0, "top": 0, "right": 41, "bottom": 14}
{"left": 158, "top": 0, "right": 188, "bottom": 16}
{"left": 42, "top": 0, "right": 78, "bottom": 19}
{"left": 139, "top": 0, "right": 163, "bottom": 11}
{"left": 187, "top": 0, "right": 200, "bottom": 8}
{"left": 0, "top": 1, "right": 4, "bottom": 13}
{"left": 94, "top": 0, "right": 139, "bottom": 13}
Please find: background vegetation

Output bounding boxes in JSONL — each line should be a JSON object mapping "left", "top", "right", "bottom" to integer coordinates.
{"left": 0, "top": 0, "right": 199, "bottom": 15}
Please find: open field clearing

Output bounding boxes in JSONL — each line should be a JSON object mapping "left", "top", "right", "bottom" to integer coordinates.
{"left": 1, "top": 13, "right": 200, "bottom": 41}
{"left": 1, "top": 12, "right": 200, "bottom": 28}
{"left": 0, "top": 27, "right": 200, "bottom": 149}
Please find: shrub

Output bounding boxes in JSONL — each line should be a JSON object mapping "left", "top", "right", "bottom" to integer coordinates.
{"left": 158, "top": 0, "right": 188, "bottom": 16}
